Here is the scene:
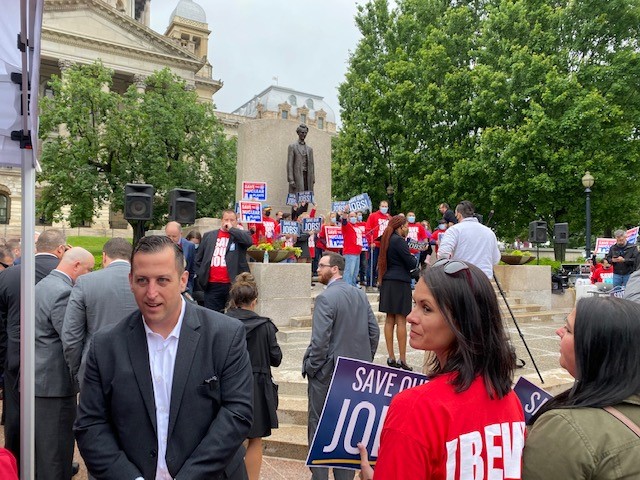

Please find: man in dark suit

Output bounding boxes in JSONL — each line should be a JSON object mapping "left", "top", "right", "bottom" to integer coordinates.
{"left": 194, "top": 210, "right": 253, "bottom": 312}
{"left": 303, "top": 252, "right": 380, "bottom": 480}
{"left": 35, "top": 247, "right": 95, "bottom": 480}
{"left": 75, "top": 235, "right": 253, "bottom": 479}
{"left": 62, "top": 238, "right": 138, "bottom": 389}
{"left": 165, "top": 221, "right": 196, "bottom": 292}
{"left": 0, "top": 229, "right": 67, "bottom": 461}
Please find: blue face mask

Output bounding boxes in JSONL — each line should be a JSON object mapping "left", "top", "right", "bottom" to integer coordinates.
{"left": 439, "top": 224, "right": 446, "bottom": 230}
{"left": 407, "top": 216, "right": 415, "bottom": 223}
{"left": 357, "top": 215, "right": 363, "bottom": 222}
{"left": 330, "top": 217, "right": 337, "bottom": 224}
{"left": 380, "top": 207, "right": 388, "bottom": 214}
{"left": 349, "top": 217, "right": 357, "bottom": 224}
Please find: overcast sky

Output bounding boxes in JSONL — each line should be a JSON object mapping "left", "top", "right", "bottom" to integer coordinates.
{"left": 149, "top": 1, "right": 369, "bottom": 125}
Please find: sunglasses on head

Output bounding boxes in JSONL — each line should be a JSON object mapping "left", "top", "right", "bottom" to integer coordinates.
{"left": 431, "top": 259, "right": 473, "bottom": 286}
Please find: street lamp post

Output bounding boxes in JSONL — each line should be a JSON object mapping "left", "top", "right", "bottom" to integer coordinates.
{"left": 582, "top": 171, "right": 595, "bottom": 259}
{"left": 386, "top": 185, "right": 395, "bottom": 213}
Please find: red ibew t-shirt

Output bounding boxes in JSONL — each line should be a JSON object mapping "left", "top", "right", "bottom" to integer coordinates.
{"left": 208, "top": 230, "right": 231, "bottom": 284}
{"left": 373, "top": 374, "right": 525, "bottom": 480}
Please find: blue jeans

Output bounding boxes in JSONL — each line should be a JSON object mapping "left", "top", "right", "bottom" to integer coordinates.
{"left": 613, "top": 273, "right": 631, "bottom": 287}
{"left": 344, "top": 254, "right": 359, "bottom": 287}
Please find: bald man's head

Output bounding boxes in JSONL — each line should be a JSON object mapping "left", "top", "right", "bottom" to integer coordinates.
{"left": 165, "top": 222, "right": 183, "bottom": 244}
{"left": 58, "top": 247, "right": 95, "bottom": 282}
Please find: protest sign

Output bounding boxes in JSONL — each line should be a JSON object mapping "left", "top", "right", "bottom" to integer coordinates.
{"left": 407, "top": 240, "right": 429, "bottom": 251}
{"left": 306, "top": 358, "right": 429, "bottom": 470}
{"left": 332, "top": 201, "right": 348, "bottom": 213}
{"left": 280, "top": 220, "right": 300, "bottom": 236}
{"left": 303, "top": 218, "right": 322, "bottom": 233}
{"left": 325, "top": 226, "right": 344, "bottom": 249}
{"left": 513, "top": 377, "right": 553, "bottom": 424}
{"left": 594, "top": 238, "right": 616, "bottom": 256}
{"left": 285, "top": 193, "right": 298, "bottom": 206}
{"left": 362, "top": 237, "right": 369, "bottom": 252}
{"left": 348, "top": 193, "right": 372, "bottom": 213}
{"left": 242, "top": 181, "right": 267, "bottom": 201}
{"left": 238, "top": 201, "right": 262, "bottom": 224}
{"left": 297, "top": 191, "right": 315, "bottom": 204}
{"left": 626, "top": 227, "right": 639, "bottom": 245}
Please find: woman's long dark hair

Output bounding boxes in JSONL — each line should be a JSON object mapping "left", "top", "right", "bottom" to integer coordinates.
{"left": 421, "top": 262, "right": 516, "bottom": 398}
{"left": 377, "top": 215, "right": 406, "bottom": 285}
{"left": 531, "top": 296, "right": 640, "bottom": 424}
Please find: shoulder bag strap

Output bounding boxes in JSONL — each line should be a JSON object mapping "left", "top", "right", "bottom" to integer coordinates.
{"left": 603, "top": 406, "right": 640, "bottom": 438}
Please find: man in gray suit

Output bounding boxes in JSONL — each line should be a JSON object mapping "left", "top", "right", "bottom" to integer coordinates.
{"left": 303, "top": 252, "right": 380, "bottom": 480}
{"left": 62, "top": 238, "right": 137, "bottom": 389}
{"left": 75, "top": 235, "right": 253, "bottom": 479}
{"left": 35, "top": 247, "right": 95, "bottom": 480}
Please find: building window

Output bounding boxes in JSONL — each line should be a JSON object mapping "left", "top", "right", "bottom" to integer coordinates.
{"left": 281, "top": 110, "right": 288, "bottom": 119}
{"left": 288, "top": 95, "right": 298, "bottom": 106}
{"left": 0, "top": 195, "right": 8, "bottom": 224}
{"left": 300, "top": 113, "right": 306, "bottom": 124}
{"left": 318, "top": 117, "right": 324, "bottom": 130}
{"left": 305, "top": 98, "right": 314, "bottom": 109}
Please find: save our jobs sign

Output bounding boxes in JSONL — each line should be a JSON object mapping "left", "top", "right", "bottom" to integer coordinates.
{"left": 306, "top": 357, "right": 429, "bottom": 470}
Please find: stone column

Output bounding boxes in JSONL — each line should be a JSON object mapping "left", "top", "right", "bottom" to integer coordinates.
{"left": 57, "top": 59, "right": 74, "bottom": 137}
{"left": 133, "top": 73, "right": 147, "bottom": 95}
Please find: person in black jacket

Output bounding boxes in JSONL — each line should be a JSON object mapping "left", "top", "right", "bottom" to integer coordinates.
{"left": 225, "top": 272, "right": 282, "bottom": 480}
{"left": 605, "top": 230, "right": 639, "bottom": 287}
{"left": 377, "top": 215, "right": 417, "bottom": 371}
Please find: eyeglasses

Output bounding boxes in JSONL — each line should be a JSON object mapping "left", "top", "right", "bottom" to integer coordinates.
{"left": 317, "top": 263, "right": 332, "bottom": 269}
{"left": 0, "top": 261, "right": 10, "bottom": 269}
{"left": 431, "top": 259, "right": 473, "bottom": 287}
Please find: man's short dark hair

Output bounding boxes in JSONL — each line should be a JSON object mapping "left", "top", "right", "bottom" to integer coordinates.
{"left": 324, "top": 252, "right": 345, "bottom": 273}
{"left": 455, "top": 200, "right": 475, "bottom": 219}
{"left": 221, "top": 209, "right": 237, "bottom": 219}
{"left": 440, "top": 203, "right": 450, "bottom": 209}
{"left": 36, "top": 229, "right": 66, "bottom": 253}
{"left": 131, "top": 235, "right": 184, "bottom": 274}
{"left": 103, "top": 238, "right": 133, "bottom": 261}
{"left": 6, "top": 239, "right": 20, "bottom": 252}
{"left": 0, "top": 244, "right": 13, "bottom": 262}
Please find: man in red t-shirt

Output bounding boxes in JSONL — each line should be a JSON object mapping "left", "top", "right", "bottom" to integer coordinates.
{"left": 194, "top": 210, "right": 253, "bottom": 312}
{"left": 430, "top": 219, "right": 448, "bottom": 259}
{"left": 365, "top": 201, "right": 390, "bottom": 287}
{"left": 248, "top": 206, "right": 280, "bottom": 245}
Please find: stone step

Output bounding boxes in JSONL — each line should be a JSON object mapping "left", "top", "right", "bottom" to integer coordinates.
{"left": 263, "top": 423, "right": 309, "bottom": 461}
{"left": 287, "top": 312, "right": 386, "bottom": 330}
{"left": 277, "top": 394, "right": 308, "bottom": 426}
{"left": 504, "top": 309, "right": 569, "bottom": 323}
{"left": 499, "top": 303, "right": 543, "bottom": 313}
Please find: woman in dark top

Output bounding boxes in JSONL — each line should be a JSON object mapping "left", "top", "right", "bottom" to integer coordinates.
{"left": 225, "top": 272, "right": 282, "bottom": 480}
{"left": 377, "top": 214, "right": 417, "bottom": 371}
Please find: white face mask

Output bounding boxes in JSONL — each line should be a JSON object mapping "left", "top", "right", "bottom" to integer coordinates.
{"left": 330, "top": 217, "right": 337, "bottom": 224}
{"left": 349, "top": 217, "right": 357, "bottom": 224}
{"left": 380, "top": 207, "right": 388, "bottom": 214}
{"left": 407, "top": 216, "right": 415, "bottom": 223}
{"left": 439, "top": 224, "right": 446, "bottom": 230}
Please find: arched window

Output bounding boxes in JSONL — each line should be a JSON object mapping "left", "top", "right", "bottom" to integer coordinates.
{"left": 288, "top": 95, "right": 298, "bottom": 106}
{"left": 0, "top": 194, "right": 9, "bottom": 224}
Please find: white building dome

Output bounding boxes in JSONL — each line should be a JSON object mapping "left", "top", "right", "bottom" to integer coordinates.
{"left": 170, "top": 0, "right": 207, "bottom": 24}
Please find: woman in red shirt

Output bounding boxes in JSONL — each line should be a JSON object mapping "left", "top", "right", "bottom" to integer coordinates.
{"left": 359, "top": 260, "right": 524, "bottom": 479}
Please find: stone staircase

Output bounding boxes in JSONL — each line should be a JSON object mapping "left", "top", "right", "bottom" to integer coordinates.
{"left": 265, "top": 283, "right": 572, "bottom": 461}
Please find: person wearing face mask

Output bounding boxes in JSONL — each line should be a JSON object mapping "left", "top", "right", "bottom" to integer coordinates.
{"left": 406, "top": 212, "right": 430, "bottom": 269}
{"left": 317, "top": 212, "right": 342, "bottom": 255}
{"left": 366, "top": 201, "right": 391, "bottom": 289}
{"left": 356, "top": 212, "right": 369, "bottom": 286}
{"left": 341, "top": 210, "right": 364, "bottom": 287}
{"left": 430, "top": 219, "right": 448, "bottom": 260}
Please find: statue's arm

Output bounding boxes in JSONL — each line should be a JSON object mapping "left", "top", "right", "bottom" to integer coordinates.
{"left": 287, "top": 144, "right": 295, "bottom": 184}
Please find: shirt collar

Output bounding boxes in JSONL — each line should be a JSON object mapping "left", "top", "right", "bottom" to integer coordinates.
{"left": 143, "top": 297, "right": 186, "bottom": 340}
{"left": 53, "top": 269, "right": 73, "bottom": 284}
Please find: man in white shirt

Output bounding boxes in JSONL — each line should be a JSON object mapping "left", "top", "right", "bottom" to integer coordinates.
{"left": 437, "top": 200, "right": 501, "bottom": 279}
{"left": 75, "top": 235, "right": 253, "bottom": 479}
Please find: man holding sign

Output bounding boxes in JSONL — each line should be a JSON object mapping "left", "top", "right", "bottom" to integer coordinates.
{"left": 303, "top": 253, "right": 379, "bottom": 480}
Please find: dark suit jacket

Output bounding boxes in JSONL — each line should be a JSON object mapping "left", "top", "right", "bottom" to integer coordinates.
{"left": 74, "top": 302, "right": 254, "bottom": 480}
{"left": 194, "top": 228, "right": 253, "bottom": 290}
{"left": 179, "top": 238, "right": 196, "bottom": 292}
{"left": 34, "top": 269, "right": 76, "bottom": 397}
{"left": 0, "top": 253, "right": 60, "bottom": 381}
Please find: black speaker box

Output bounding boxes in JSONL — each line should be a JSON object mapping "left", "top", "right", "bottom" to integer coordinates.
{"left": 554, "top": 223, "right": 569, "bottom": 244}
{"left": 528, "top": 220, "right": 547, "bottom": 243}
{"left": 124, "top": 183, "right": 154, "bottom": 221}
{"left": 168, "top": 188, "right": 196, "bottom": 224}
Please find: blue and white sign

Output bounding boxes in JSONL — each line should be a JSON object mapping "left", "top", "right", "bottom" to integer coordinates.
{"left": 242, "top": 181, "right": 267, "bottom": 201}
{"left": 297, "top": 191, "right": 315, "bottom": 204}
{"left": 239, "top": 201, "right": 262, "bottom": 224}
{"left": 407, "top": 240, "right": 429, "bottom": 251}
{"left": 348, "top": 193, "right": 372, "bottom": 213}
{"left": 513, "top": 377, "right": 553, "bottom": 424}
{"left": 332, "top": 201, "right": 349, "bottom": 213}
{"left": 280, "top": 220, "right": 300, "bottom": 236}
{"left": 285, "top": 193, "right": 298, "bottom": 206}
{"left": 306, "top": 357, "right": 429, "bottom": 470}
{"left": 302, "top": 218, "right": 322, "bottom": 233}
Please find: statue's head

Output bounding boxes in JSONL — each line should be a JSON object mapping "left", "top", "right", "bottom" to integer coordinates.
{"left": 296, "top": 124, "right": 309, "bottom": 136}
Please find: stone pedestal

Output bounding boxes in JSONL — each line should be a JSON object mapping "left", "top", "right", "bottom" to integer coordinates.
{"left": 249, "top": 263, "right": 312, "bottom": 327}
{"left": 236, "top": 119, "right": 332, "bottom": 216}
{"left": 494, "top": 265, "right": 552, "bottom": 309}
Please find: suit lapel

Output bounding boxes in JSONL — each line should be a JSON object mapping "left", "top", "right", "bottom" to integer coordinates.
{"left": 167, "top": 303, "right": 201, "bottom": 439}
{"left": 127, "top": 314, "right": 157, "bottom": 434}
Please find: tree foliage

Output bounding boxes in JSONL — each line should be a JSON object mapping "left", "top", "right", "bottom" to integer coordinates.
{"left": 334, "top": 0, "right": 640, "bottom": 242}
{"left": 39, "top": 62, "right": 236, "bottom": 228}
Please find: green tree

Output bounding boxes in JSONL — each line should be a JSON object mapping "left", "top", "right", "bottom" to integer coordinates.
{"left": 334, "top": 0, "right": 640, "bottom": 244}
{"left": 39, "top": 62, "right": 236, "bottom": 229}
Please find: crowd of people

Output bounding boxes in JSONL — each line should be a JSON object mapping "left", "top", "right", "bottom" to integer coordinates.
{"left": 0, "top": 195, "right": 638, "bottom": 480}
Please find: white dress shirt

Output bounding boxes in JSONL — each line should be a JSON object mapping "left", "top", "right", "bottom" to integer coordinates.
{"left": 437, "top": 216, "right": 501, "bottom": 279}
{"left": 141, "top": 298, "right": 186, "bottom": 480}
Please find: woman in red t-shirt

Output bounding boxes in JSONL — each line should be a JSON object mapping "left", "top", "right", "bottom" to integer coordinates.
{"left": 359, "top": 260, "right": 525, "bottom": 479}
